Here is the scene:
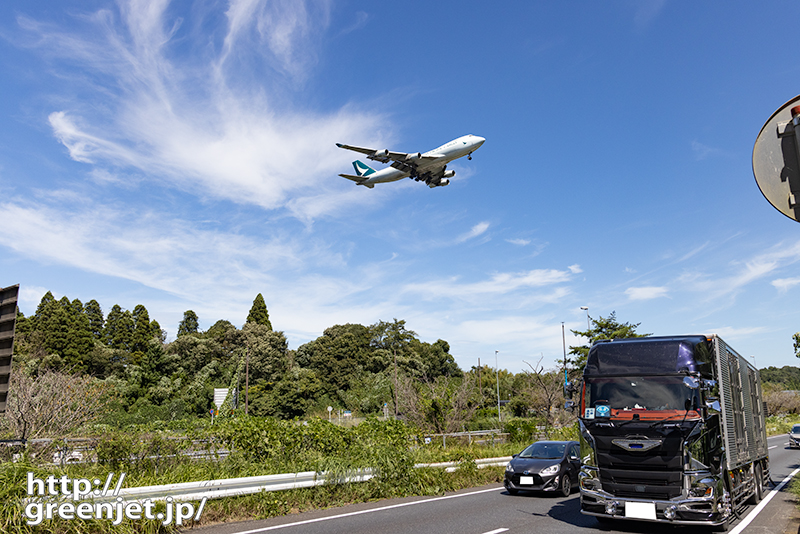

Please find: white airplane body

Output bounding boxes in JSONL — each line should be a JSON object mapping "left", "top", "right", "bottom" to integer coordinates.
{"left": 336, "top": 134, "right": 485, "bottom": 188}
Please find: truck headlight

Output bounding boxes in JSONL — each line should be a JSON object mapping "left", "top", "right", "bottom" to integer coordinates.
{"left": 689, "top": 477, "right": 715, "bottom": 498}
{"left": 540, "top": 464, "right": 560, "bottom": 476}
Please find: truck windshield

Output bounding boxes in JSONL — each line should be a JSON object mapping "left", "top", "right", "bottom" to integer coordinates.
{"left": 584, "top": 376, "right": 701, "bottom": 420}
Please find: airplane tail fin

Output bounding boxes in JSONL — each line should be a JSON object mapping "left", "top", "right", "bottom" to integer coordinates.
{"left": 352, "top": 160, "right": 376, "bottom": 177}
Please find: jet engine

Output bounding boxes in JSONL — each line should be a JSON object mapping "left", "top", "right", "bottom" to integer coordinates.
{"left": 442, "top": 170, "right": 455, "bottom": 178}
{"left": 406, "top": 152, "right": 422, "bottom": 161}
{"left": 439, "top": 179, "right": 450, "bottom": 186}
{"left": 372, "top": 149, "right": 389, "bottom": 158}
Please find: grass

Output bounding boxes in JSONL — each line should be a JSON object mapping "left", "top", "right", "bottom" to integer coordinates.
{"left": 766, "top": 414, "right": 800, "bottom": 436}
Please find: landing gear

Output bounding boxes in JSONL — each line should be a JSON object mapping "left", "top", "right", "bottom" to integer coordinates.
{"left": 468, "top": 153, "right": 472, "bottom": 160}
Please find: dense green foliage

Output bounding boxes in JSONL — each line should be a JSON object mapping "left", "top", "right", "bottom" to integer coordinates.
{"left": 761, "top": 366, "right": 800, "bottom": 390}
{"left": 9, "top": 295, "right": 470, "bottom": 433}
{"left": 0, "top": 416, "right": 519, "bottom": 534}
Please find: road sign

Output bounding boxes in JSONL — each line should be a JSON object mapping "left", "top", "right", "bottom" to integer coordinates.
{"left": 0, "top": 285, "right": 19, "bottom": 414}
{"left": 213, "top": 388, "right": 229, "bottom": 410}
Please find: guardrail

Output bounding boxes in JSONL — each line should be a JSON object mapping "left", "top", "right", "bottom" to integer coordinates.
{"left": 80, "top": 456, "right": 513, "bottom": 503}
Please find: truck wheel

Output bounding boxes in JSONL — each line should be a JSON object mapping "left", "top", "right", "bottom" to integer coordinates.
{"left": 560, "top": 474, "right": 571, "bottom": 497}
{"left": 748, "top": 464, "right": 764, "bottom": 504}
{"left": 712, "top": 518, "right": 730, "bottom": 532}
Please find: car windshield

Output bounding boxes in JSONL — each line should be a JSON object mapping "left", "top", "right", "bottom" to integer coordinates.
{"left": 792, "top": 425, "right": 800, "bottom": 433}
{"left": 584, "top": 375, "right": 701, "bottom": 420}
{"left": 518, "top": 442, "right": 565, "bottom": 459}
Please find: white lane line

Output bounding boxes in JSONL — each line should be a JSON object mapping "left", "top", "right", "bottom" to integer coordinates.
{"left": 768, "top": 446, "right": 777, "bottom": 449}
{"left": 729, "top": 467, "right": 800, "bottom": 534}
{"left": 482, "top": 530, "right": 508, "bottom": 534}
{"left": 231, "top": 486, "right": 504, "bottom": 534}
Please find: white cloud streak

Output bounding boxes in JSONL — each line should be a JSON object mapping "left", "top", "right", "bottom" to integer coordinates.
{"left": 456, "top": 221, "right": 490, "bottom": 243}
{"left": 21, "top": 0, "right": 385, "bottom": 220}
{"left": 625, "top": 286, "right": 668, "bottom": 300}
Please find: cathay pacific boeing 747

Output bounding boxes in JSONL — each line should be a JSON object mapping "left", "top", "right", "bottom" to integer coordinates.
{"left": 336, "top": 134, "right": 485, "bottom": 188}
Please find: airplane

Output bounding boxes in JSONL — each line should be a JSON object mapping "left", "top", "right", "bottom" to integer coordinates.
{"left": 336, "top": 134, "right": 485, "bottom": 188}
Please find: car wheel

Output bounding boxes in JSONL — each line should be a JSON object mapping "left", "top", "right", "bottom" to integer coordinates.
{"left": 560, "top": 474, "right": 571, "bottom": 497}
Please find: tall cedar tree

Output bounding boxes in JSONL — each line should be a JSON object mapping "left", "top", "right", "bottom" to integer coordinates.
{"left": 246, "top": 293, "right": 272, "bottom": 330}
{"left": 104, "top": 304, "right": 134, "bottom": 350}
{"left": 84, "top": 299, "right": 104, "bottom": 340}
{"left": 177, "top": 310, "right": 200, "bottom": 337}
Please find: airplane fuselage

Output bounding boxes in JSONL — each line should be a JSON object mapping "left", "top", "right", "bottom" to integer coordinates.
{"left": 359, "top": 134, "right": 485, "bottom": 186}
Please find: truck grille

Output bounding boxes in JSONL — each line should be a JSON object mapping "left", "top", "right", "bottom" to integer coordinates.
{"left": 594, "top": 432, "right": 683, "bottom": 500}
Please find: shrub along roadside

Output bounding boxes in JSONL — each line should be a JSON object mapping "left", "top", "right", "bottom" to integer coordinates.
{"left": 1, "top": 417, "right": 520, "bottom": 534}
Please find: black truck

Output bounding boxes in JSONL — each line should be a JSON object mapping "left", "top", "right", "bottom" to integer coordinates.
{"left": 571, "top": 335, "right": 769, "bottom": 529}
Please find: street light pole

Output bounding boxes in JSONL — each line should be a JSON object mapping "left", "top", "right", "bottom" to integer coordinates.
{"left": 495, "top": 350, "right": 501, "bottom": 423}
{"left": 562, "top": 322, "right": 567, "bottom": 395}
{"left": 580, "top": 306, "right": 590, "bottom": 332}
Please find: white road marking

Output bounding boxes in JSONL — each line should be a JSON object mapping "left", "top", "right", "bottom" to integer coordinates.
{"left": 230, "top": 486, "right": 504, "bottom": 533}
{"left": 729, "top": 467, "right": 800, "bottom": 534}
{"left": 482, "top": 529, "right": 508, "bottom": 534}
{"left": 768, "top": 445, "right": 777, "bottom": 449}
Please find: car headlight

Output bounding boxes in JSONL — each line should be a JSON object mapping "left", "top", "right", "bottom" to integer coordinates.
{"left": 506, "top": 462, "right": 514, "bottom": 473}
{"left": 540, "top": 464, "right": 560, "bottom": 476}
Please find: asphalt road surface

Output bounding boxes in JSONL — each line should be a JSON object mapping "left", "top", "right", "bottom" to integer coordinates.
{"left": 194, "top": 433, "right": 799, "bottom": 534}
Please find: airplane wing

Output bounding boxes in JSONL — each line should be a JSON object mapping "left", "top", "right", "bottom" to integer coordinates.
{"left": 336, "top": 143, "right": 441, "bottom": 168}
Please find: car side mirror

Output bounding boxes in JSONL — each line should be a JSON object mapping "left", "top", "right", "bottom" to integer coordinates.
{"left": 512, "top": 454, "right": 518, "bottom": 459}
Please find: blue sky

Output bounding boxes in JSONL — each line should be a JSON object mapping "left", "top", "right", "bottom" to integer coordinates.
{"left": 2, "top": 1, "right": 800, "bottom": 373}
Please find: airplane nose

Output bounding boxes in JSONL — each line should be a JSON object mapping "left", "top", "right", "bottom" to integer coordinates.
{"left": 475, "top": 136, "right": 485, "bottom": 147}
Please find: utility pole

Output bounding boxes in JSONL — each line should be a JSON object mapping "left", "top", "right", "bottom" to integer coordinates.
{"left": 478, "top": 357, "right": 482, "bottom": 401}
{"left": 245, "top": 345, "right": 250, "bottom": 415}
{"left": 495, "top": 350, "right": 501, "bottom": 423}
{"left": 393, "top": 347, "right": 398, "bottom": 417}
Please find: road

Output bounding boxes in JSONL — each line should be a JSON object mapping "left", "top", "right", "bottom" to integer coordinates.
{"left": 194, "top": 433, "right": 799, "bottom": 534}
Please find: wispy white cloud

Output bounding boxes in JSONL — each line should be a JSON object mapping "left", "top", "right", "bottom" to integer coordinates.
{"left": 403, "top": 267, "right": 575, "bottom": 301}
{"left": 631, "top": 0, "right": 667, "bottom": 32}
{"left": 677, "top": 240, "right": 800, "bottom": 303}
{"left": 456, "top": 221, "right": 490, "bottom": 243}
{"left": 19, "top": 1, "right": 386, "bottom": 221}
{"left": 338, "top": 10, "right": 369, "bottom": 36}
{"left": 506, "top": 238, "right": 530, "bottom": 246}
{"left": 772, "top": 277, "right": 800, "bottom": 292}
{"left": 625, "top": 286, "right": 668, "bottom": 301}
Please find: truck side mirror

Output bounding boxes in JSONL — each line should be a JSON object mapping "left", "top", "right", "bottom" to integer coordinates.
{"left": 564, "top": 400, "right": 576, "bottom": 412}
{"left": 683, "top": 376, "right": 699, "bottom": 389}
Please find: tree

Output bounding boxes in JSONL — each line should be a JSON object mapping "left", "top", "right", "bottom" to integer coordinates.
{"left": 2, "top": 369, "right": 112, "bottom": 440}
{"left": 521, "top": 357, "right": 565, "bottom": 435}
{"left": 246, "top": 294, "right": 272, "bottom": 330}
{"left": 794, "top": 332, "right": 800, "bottom": 359}
{"left": 239, "top": 323, "right": 288, "bottom": 384}
{"left": 131, "top": 304, "right": 154, "bottom": 354}
{"left": 84, "top": 300, "right": 104, "bottom": 341}
{"left": 568, "top": 311, "right": 650, "bottom": 374}
{"left": 396, "top": 374, "right": 478, "bottom": 434}
{"left": 296, "top": 324, "right": 372, "bottom": 396}
{"left": 177, "top": 310, "right": 200, "bottom": 337}
{"left": 104, "top": 305, "right": 134, "bottom": 351}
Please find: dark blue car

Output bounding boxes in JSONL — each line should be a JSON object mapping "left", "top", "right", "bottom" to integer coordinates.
{"left": 504, "top": 440, "right": 581, "bottom": 497}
